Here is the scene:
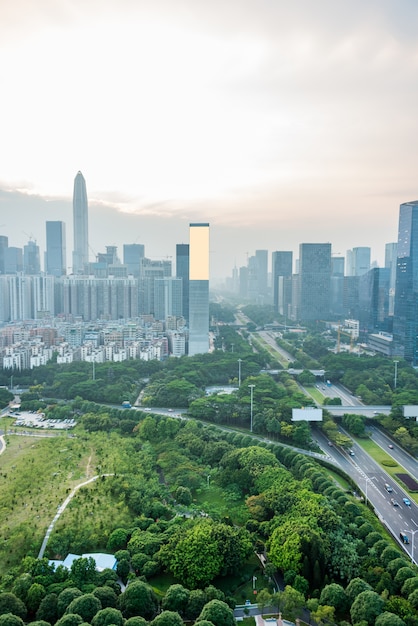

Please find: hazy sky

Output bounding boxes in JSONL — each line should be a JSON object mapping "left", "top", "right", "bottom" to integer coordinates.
{"left": 1, "top": 0, "right": 418, "bottom": 280}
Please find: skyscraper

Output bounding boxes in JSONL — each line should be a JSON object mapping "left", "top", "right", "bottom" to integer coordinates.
{"left": 0, "top": 236, "right": 8, "bottom": 274}
{"left": 188, "top": 223, "right": 209, "bottom": 356}
{"left": 272, "top": 251, "right": 293, "bottom": 314}
{"left": 46, "top": 221, "right": 66, "bottom": 276}
{"left": 393, "top": 201, "right": 418, "bottom": 364}
{"left": 23, "top": 240, "right": 41, "bottom": 274}
{"left": 352, "top": 247, "right": 371, "bottom": 276}
{"left": 72, "top": 171, "right": 89, "bottom": 274}
{"left": 123, "top": 243, "right": 145, "bottom": 277}
{"left": 297, "top": 243, "right": 331, "bottom": 321}
{"left": 176, "top": 244, "right": 189, "bottom": 322}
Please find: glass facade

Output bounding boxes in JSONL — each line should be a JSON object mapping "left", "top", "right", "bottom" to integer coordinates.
{"left": 393, "top": 201, "right": 418, "bottom": 364}
{"left": 188, "top": 223, "right": 209, "bottom": 356}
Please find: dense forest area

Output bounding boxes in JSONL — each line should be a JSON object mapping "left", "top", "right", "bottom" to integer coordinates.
{"left": 1, "top": 411, "right": 418, "bottom": 625}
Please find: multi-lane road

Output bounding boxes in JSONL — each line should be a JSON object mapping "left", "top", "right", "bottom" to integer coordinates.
{"left": 312, "top": 426, "right": 418, "bottom": 563}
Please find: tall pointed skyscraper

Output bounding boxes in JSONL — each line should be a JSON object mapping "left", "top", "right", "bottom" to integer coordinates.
{"left": 72, "top": 171, "right": 89, "bottom": 274}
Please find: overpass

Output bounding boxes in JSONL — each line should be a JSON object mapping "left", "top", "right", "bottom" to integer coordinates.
{"left": 323, "top": 405, "right": 391, "bottom": 416}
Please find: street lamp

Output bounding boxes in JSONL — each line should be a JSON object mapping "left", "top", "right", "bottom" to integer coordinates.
{"left": 248, "top": 384, "right": 255, "bottom": 433}
{"left": 394, "top": 360, "right": 399, "bottom": 389}
{"left": 402, "top": 529, "right": 418, "bottom": 565}
{"left": 238, "top": 359, "right": 242, "bottom": 387}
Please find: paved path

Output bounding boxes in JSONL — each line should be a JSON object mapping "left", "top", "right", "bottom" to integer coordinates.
{"left": 38, "top": 473, "right": 114, "bottom": 559}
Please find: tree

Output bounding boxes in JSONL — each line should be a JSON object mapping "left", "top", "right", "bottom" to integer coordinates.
{"left": 196, "top": 600, "right": 235, "bottom": 626}
{"left": 26, "top": 584, "right": 47, "bottom": 616}
{"left": 185, "top": 590, "right": 207, "bottom": 620}
{"left": 57, "top": 589, "right": 83, "bottom": 618}
{"left": 0, "top": 616, "right": 25, "bottom": 626}
{"left": 150, "top": 611, "right": 184, "bottom": 626}
{"left": 318, "top": 584, "right": 347, "bottom": 615}
{"left": 162, "top": 585, "right": 190, "bottom": 615}
{"left": 92, "top": 587, "right": 118, "bottom": 609}
{"left": 69, "top": 558, "right": 98, "bottom": 587}
{"left": 106, "top": 528, "right": 129, "bottom": 552}
{"left": 350, "top": 590, "right": 385, "bottom": 625}
{"left": 375, "top": 613, "right": 406, "bottom": 626}
{"left": 66, "top": 594, "right": 102, "bottom": 623}
{"left": 36, "top": 593, "right": 58, "bottom": 624}
{"left": 91, "top": 607, "right": 124, "bottom": 626}
{"left": 159, "top": 520, "right": 224, "bottom": 588}
{"left": 55, "top": 615, "right": 84, "bottom": 626}
{"left": 124, "top": 617, "right": 148, "bottom": 626}
{"left": 0, "top": 594, "right": 27, "bottom": 620}
{"left": 310, "top": 605, "right": 335, "bottom": 626}
{"left": 345, "top": 578, "right": 372, "bottom": 603}
{"left": 118, "top": 581, "right": 158, "bottom": 620}
{"left": 255, "top": 590, "right": 272, "bottom": 615}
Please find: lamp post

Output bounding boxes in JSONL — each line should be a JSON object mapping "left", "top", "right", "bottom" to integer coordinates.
{"left": 238, "top": 359, "right": 242, "bottom": 387}
{"left": 402, "top": 529, "right": 418, "bottom": 565}
{"left": 394, "top": 360, "right": 399, "bottom": 389}
{"left": 248, "top": 384, "right": 255, "bottom": 433}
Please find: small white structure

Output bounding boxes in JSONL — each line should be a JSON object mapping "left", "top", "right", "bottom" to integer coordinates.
{"left": 292, "top": 408, "right": 323, "bottom": 422}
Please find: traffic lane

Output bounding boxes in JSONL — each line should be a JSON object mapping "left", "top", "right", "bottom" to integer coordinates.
{"left": 368, "top": 427, "right": 418, "bottom": 481}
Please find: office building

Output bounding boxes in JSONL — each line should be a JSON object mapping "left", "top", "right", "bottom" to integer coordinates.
{"left": 4, "top": 247, "right": 23, "bottom": 274}
{"left": 272, "top": 251, "right": 293, "bottom": 315}
{"left": 23, "top": 240, "right": 41, "bottom": 274}
{"left": 72, "top": 171, "right": 89, "bottom": 274}
{"left": 46, "top": 221, "right": 66, "bottom": 277}
{"left": 393, "top": 201, "right": 418, "bottom": 364}
{"left": 385, "top": 242, "right": 397, "bottom": 316}
{"left": 351, "top": 247, "right": 371, "bottom": 276}
{"left": 123, "top": 243, "right": 145, "bottom": 277}
{"left": 359, "top": 268, "right": 390, "bottom": 333}
{"left": 330, "top": 256, "right": 345, "bottom": 317}
{"left": 297, "top": 243, "right": 331, "bottom": 321}
{"left": 188, "top": 223, "right": 209, "bottom": 356}
{"left": 154, "top": 277, "right": 183, "bottom": 321}
{"left": 0, "top": 236, "right": 8, "bottom": 274}
{"left": 176, "top": 244, "right": 189, "bottom": 322}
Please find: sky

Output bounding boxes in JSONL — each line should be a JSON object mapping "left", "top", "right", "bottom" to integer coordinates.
{"left": 1, "top": 0, "right": 418, "bottom": 281}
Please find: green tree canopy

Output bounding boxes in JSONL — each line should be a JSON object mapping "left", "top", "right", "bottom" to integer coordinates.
{"left": 196, "top": 600, "right": 235, "bottom": 626}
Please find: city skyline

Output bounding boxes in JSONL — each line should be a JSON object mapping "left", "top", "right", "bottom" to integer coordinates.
{"left": 1, "top": 1, "right": 418, "bottom": 278}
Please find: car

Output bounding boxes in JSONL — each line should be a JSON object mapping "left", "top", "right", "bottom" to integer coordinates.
{"left": 403, "top": 498, "right": 411, "bottom": 506}
{"left": 327, "top": 441, "right": 333, "bottom": 446}
{"left": 388, "top": 444, "right": 394, "bottom": 449}
{"left": 168, "top": 408, "right": 173, "bottom": 412}
{"left": 244, "top": 600, "right": 251, "bottom": 606}
{"left": 384, "top": 483, "right": 393, "bottom": 492}
{"left": 400, "top": 532, "right": 410, "bottom": 544}
{"left": 391, "top": 498, "right": 399, "bottom": 506}
{"left": 349, "top": 450, "right": 355, "bottom": 456}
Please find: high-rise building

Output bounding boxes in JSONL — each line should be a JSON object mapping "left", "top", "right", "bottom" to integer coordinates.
{"left": 297, "top": 243, "right": 331, "bottom": 321}
{"left": 23, "top": 240, "right": 41, "bottom": 274}
{"left": 123, "top": 243, "right": 145, "bottom": 277}
{"left": 330, "top": 256, "right": 345, "bottom": 317}
{"left": 0, "top": 236, "right": 8, "bottom": 274}
{"left": 176, "top": 244, "right": 189, "bottom": 322}
{"left": 188, "top": 223, "right": 209, "bottom": 356}
{"left": 46, "top": 221, "right": 66, "bottom": 277}
{"left": 72, "top": 171, "right": 89, "bottom": 274}
{"left": 4, "top": 247, "right": 23, "bottom": 274}
{"left": 385, "top": 242, "right": 397, "bottom": 317}
{"left": 154, "top": 277, "right": 183, "bottom": 321}
{"left": 272, "top": 251, "right": 293, "bottom": 314}
{"left": 255, "top": 249, "right": 268, "bottom": 299}
{"left": 393, "top": 201, "right": 418, "bottom": 364}
{"left": 352, "top": 247, "right": 371, "bottom": 276}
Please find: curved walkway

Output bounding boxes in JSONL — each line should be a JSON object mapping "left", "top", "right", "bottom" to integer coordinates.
{"left": 38, "top": 472, "right": 114, "bottom": 559}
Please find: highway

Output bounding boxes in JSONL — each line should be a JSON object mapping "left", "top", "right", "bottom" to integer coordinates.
{"left": 312, "top": 427, "right": 418, "bottom": 563}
